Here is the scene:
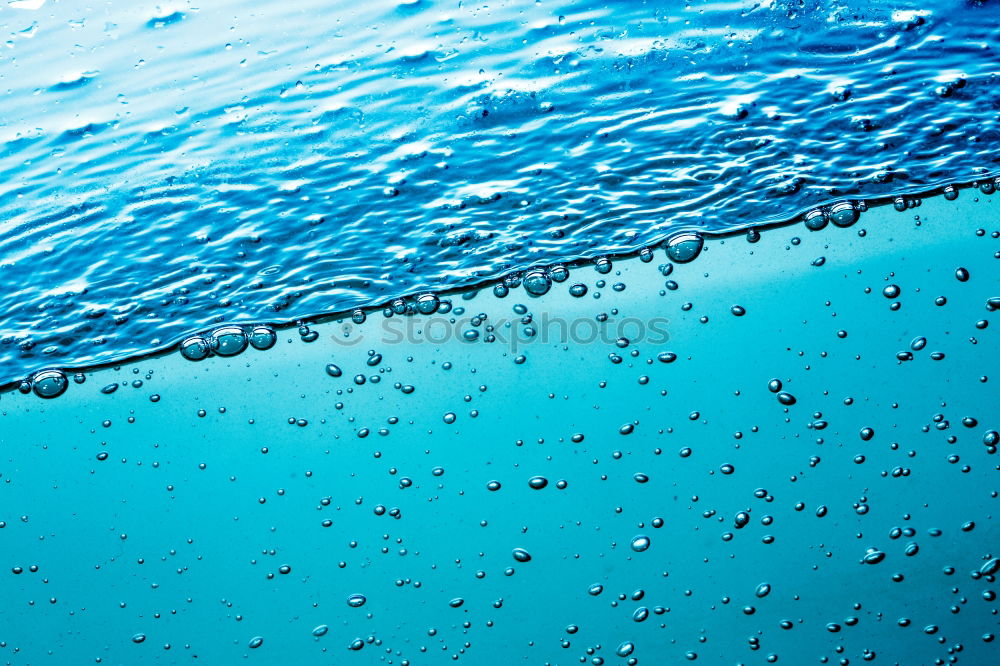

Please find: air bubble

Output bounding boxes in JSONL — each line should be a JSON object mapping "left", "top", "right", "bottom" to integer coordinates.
{"left": 882, "top": 285, "right": 900, "bottom": 299}
{"left": 523, "top": 270, "right": 552, "bottom": 296}
{"left": 512, "top": 548, "right": 532, "bottom": 562}
{"left": 249, "top": 326, "right": 276, "bottom": 350}
{"left": 804, "top": 209, "right": 828, "bottom": 231}
{"left": 863, "top": 549, "right": 885, "bottom": 564}
{"left": 416, "top": 293, "right": 440, "bottom": 314}
{"left": 179, "top": 336, "right": 211, "bottom": 361}
{"left": 664, "top": 232, "right": 704, "bottom": 263}
{"left": 630, "top": 535, "right": 651, "bottom": 552}
{"left": 210, "top": 326, "right": 248, "bottom": 356}
{"left": 31, "top": 369, "right": 68, "bottom": 399}
{"left": 829, "top": 201, "right": 859, "bottom": 227}
{"left": 980, "top": 558, "right": 1000, "bottom": 576}
{"left": 528, "top": 476, "right": 548, "bottom": 489}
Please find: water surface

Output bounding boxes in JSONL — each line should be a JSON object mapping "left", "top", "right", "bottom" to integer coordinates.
{"left": 1, "top": 0, "right": 998, "bottom": 381}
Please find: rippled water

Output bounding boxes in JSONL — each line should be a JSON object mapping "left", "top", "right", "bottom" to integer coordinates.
{"left": 1, "top": 0, "right": 998, "bottom": 382}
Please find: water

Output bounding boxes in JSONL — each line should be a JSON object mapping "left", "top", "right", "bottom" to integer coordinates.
{"left": 1, "top": 0, "right": 999, "bottom": 382}
{"left": 2, "top": 1, "right": 999, "bottom": 664}
{"left": 3, "top": 192, "right": 998, "bottom": 663}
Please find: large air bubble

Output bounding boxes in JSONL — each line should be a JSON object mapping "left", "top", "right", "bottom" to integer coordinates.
{"left": 249, "top": 326, "right": 277, "bottom": 351}
{"left": 804, "top": 209, "right": 828, "bottom": 231}
{"left": 31, "top": 369, "right": 69, "bottom": 399}
{"left": 523, "top": 270, "right": 552, "bottom": 296}
{"left": 664, "top": 232, "right": 704, "bottom": 263}
{"left": 829, "top": 201, "right": 859, "bottom": 227}
{"left": 416, "top": 293, "right": 440, "bottom": 314}
{"left": 179, "top": 336, "right": 211, "bottom": 361}
{"left": 210, "top": 326, "right": 249, "bottom": 356}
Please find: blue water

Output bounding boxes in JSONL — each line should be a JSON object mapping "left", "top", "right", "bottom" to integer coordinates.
{"left": 1, "top": 0, "right": 999, "bottom": 383}
{"left": 2, "top": 2, "right": 1000, "bottom": 665}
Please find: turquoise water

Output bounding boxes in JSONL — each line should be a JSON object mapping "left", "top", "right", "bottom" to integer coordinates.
{"left": 2, "top": 1, "right": 1000, "bottom": 664}
{"left": 2, "top": 192, "right": 998, "bottom": 664}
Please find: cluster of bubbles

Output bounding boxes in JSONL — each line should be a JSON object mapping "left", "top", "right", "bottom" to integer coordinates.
{"left": 483, "top": 180, "right": 988, "bottom": 319}
{"left": 368, "top": 293, "right": 455, "bottom": 322}
{"left": 794, "top": 185, "right": 992, "bottom": 239}
{"left": 888, "top": 180, "right": 998, "bottom": 214}
{"left": 179, "top": 324, "right": 277, "bottom": 361}
{"left": 492, "top": 265, "right": 569, "bottom": 299}
{"left": 802, "top": 200, "right": 862, "bottom": 231}
{"left": 234, "top": 242, "right": 693, "bottom": 364}
{"left": 9, "top": 322, "right": 281, "bottom": 400}
{"left": 490, "top": 230, "right": 705, "bottom": 303}
{"left": 338, "top": 293, "right": 456, "bottom": 330}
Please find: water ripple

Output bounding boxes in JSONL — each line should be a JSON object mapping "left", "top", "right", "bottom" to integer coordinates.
{"left": 0, "top": 0, "right": 998, "bottom": 382}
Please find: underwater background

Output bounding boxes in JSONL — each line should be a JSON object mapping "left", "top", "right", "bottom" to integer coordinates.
{"left": 1, "top": 1, "right": 998, "bottom": 664}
